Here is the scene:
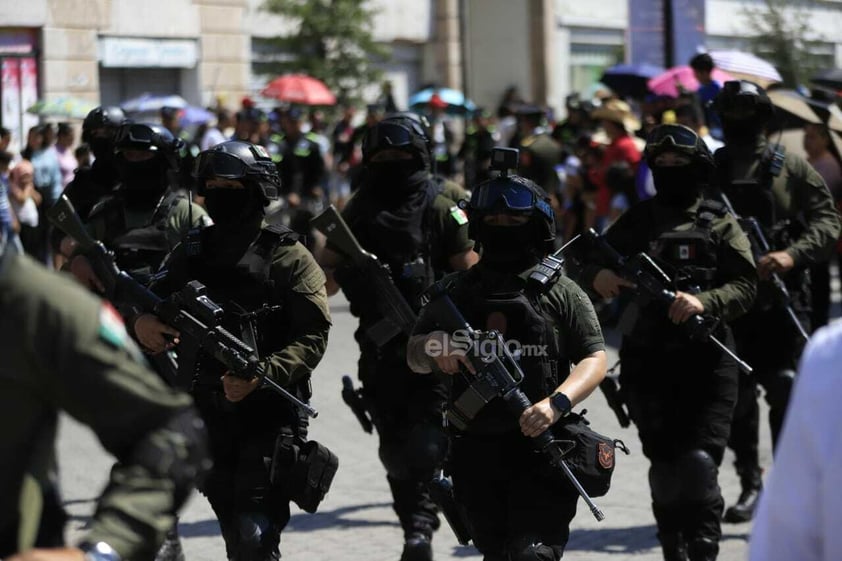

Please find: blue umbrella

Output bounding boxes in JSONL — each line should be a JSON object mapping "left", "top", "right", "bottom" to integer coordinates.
{"left": 409, "top": 87, "right": 476, "bottom": 115}
{"left": 601, "top": 63, "right": 664, "bottom": 99}
{"left": 121, "top": 93, "right": 188, "bottom": 114}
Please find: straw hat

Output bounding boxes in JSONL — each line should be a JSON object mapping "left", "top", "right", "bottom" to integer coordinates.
{"left": 591, "top": 99, "right": 642, "bottom": 132}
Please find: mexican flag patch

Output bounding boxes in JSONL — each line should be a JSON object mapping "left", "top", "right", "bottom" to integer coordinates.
{"left": 98, "top": 302, "right": 129, "bottom": 349}
{"left": 449, "top": 206, "right": 468, "bottom": 226}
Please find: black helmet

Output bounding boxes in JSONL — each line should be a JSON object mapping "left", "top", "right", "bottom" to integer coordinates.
{"left": 643, "top": 124, "right": 714, "bottom": 170}
{"left": 113, "top": 122, "right": 185, "bottom": 172}
{"left": 712, "top": 80, "right": 774, "bottom": 124}
{"left": 467, "top": 172, "right": 555, "bottom": 253}
{"left": 362, "top": 112, "right": 432, "bottom": 168}
{"left": 193, "top": 140, "right": 280, "bottom": 203}
{"left": 82, "top": 106, "right": 126, "bottom": 143}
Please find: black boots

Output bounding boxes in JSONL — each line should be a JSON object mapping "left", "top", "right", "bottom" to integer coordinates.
{"left": 658, "top": 532, "right": 688, "bottom": 561}
{"left": 724, "top": 466, "right": 762, "bottom": 523}
{"left": 400, "top": 532, "right": 433, "bottom": 561}
{"left": 687, "top": 538, "right": 719, "bottom": 561}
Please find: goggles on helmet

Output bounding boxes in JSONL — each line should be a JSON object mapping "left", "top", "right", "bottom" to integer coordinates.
{"left": 647, "top": 124, "right": 699, "bottom": 151}
{"left": 193, "top": 151, "right": 250, "bottom": 180}
{"left": 364, "top": 122, "right": 416, "bottom": 153}
{"left": 114, "top": 124, "right": 160, "bottom": 151}
{"left": 470, "top": 179, "right": 536, "bottom": 212}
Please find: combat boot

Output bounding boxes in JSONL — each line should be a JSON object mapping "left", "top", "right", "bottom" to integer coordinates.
{"left": 657, "top": 532, "right": 688, "bottom": 561}
{"left": 153, "top": 527, "right": 185, "bottom": 561}
{"left": 400, "top": 531, "right": 433, "bottom": 561}
{"left": 687, "top": 537, "right": 718, "bottom": 561}
{"left": 723, "top": 466, "right": 762, "bottom": 523}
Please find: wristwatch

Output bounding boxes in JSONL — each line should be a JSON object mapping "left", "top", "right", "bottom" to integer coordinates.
{"left": 549, "top": 391, "right": 572, "bottom": 417}
{"left": 79, "top": 542, "right": 121, "bottom": 561}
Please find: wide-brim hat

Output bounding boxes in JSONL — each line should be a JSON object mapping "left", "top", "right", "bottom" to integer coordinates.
{"left": 591, "top": 99, "right": 641, "bottom": 132}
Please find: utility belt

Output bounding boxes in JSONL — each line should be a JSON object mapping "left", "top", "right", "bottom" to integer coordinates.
{"left": 270, "top": 434, "right": 339, "bottom": 513}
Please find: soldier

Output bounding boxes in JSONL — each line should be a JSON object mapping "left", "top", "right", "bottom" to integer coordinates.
{"left": 406, "top": 163, "right": 608, "bottom": 561}
{"left": 516, "top": 105, "right": 562, "bottom": 197}
{"left": 133, "top": 140, "right": 332, "bottom": 561}
{"left": 712, "top": 81, "right": 842, "bottom": 523}
{"left": 457, "top": 107, "right": 498, "bottom": 189}
{"left": 316, "top": 114, "right": 478, "bottom": 561}
{"left": 578, "top": 124, "right": 757, "bottom": 560}
{"left": 66, "top": 122, "right": 210, "bottom": 294}
{"left": 0, "top": 232, "right": 208, "bottom": 561}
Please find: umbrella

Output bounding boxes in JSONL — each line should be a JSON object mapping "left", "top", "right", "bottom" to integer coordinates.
{"left": 647, "top": 66, "right": 734, "bottom": 98}
{"left": 261, "top": 74, "right": 336, "bottom": 106}
{"left": 409, "top": 87, "right": 476, "bottom": 115}
{"left": 121, "top": 93, "right": 188, "bottom": 114}
{"left": 768, "top": 90, "right": 824, "bottom": 128}
{"left": 600, "top": 63, "right": 664, "bottom": 99}
{"left": 811, "top": 68, "right": 842, "bottom": 91}
{"left": 709, "top": 50, "right": 782, "bottom": 86}
{"left": 26, "top": 96, "right": 97, "bottom": 119}
{"left": 179, "top": 106, "right": 216, "bottom": 127}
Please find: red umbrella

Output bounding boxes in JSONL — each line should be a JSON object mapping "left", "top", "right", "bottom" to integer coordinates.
{"left": 647, "top": 66, "right": 734, "bottom": 98}
{"left": 261, "top": 74, "right": 337, "bottom": 105}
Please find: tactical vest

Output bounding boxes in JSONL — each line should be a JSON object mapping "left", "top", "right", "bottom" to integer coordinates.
{"left": 447, "top": 268, "right": 564, "bottom": 434}
{"left": 89, "top": 190, "right": 186, "bottom": 283}
{"left": 623, "top": 201, "right": 724, "bottom": 345}
{"left": 715, "top": 144, "right": 787, "bottom": 241}
{"left": 184, "top": 225, "right": 301, "bottom": 392}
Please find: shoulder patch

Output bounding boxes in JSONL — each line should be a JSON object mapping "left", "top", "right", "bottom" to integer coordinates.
{"left": 449, "top": 205, "right": 468, "bottom": 226}
{"left": 97, "top": 302, "right": 144, "bottom": 364}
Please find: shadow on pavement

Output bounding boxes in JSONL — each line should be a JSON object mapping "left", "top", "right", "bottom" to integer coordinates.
{"left": 566, "top": 525, "right": 659, "bottom": 553}
{"left": 287, "top": 501, "right": 399, "bottom": 531}
{"left": 180, "top": 519, "right": 221, "bottom": 538}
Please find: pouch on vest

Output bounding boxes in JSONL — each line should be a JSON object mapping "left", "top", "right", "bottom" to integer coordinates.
{"left": 551, "top": 410, "right": 629, "bottom": 498}
{"left": 270, "top": 435, "right": 339, "bottom": 513}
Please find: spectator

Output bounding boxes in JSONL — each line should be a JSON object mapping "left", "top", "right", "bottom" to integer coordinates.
{"left": 604, "top": 160, "right": 637, "bottom": 230}
{"left": 7, "top": 160, "right": 41, "bottom": 256}
{"left": 690, "top": 53, "right": 724, "bottom": 140}
{"left": 0, "top": 151, "right": 18, "bottom": 236}
{"left": 0, "top": 126, "right": 13, "bottom": 157}
{"left": 749, "top": 321, "right": 842, "bottom": 561}
{"left": 590, "top": 99, "right": 642, "bottom": 230}
{"left": 20, "top": 126, "right": 61, "bottom": 264}
{"left": 200, "top": 109, "right": 233, "bottom": 151}
{"left": 74, "top": 144, "right": 92, "bottom": 169}
{"left": 803, "top": 122, "right": 842, "bottom": 329}
{"left": 55, "top": 122, "right": 77, "bottom": 188}
{"left": 378, "top": 80, "right": 399, "bottom": 113}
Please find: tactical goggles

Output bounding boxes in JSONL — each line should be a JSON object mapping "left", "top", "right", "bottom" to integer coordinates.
{"left": 113, "top": 124, "right": 159, "bottom": 150}
{"left": 646, "top": 125, "right": 699, "bottom": 151}
{"left": 716, "top": 95, "right": 763, "bottom": 119}
{"left": 364, "top": 122, "right": 416, "bottom": 153}
{"left": 470, "top": 179, "right": 536, "bottom": 212}
{"left": 193, "top": 152, "right": 250, "bottom": 179}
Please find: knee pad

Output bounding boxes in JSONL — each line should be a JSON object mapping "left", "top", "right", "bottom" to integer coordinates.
{"left": 764, "top": 370, "right": 795, "bottom": 411}
{"left": 506, "top": 539, "right": 560, "bottom": 561}
{"left": 649, "top": 461, "right": 682, "bottom": 507}
{"left": 675, "top": 449, "right": 719, "bottom": 504}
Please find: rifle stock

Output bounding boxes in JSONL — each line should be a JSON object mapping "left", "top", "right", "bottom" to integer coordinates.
{"left": 311, "top": 205, "right": 418, "bottom": 347}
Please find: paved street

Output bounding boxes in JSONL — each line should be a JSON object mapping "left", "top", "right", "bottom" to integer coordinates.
{"left": 60, "top": 292, "right": 776, "bottom": 561}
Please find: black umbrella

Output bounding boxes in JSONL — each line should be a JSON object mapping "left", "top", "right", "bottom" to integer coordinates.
{"left": 810, "top": 68, "right": 842, "bottom": 91}
{"left": 600, "top": 63, "right": 664, "bottom": 99}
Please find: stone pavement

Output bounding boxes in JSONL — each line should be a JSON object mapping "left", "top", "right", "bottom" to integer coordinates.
{"left": 60, "top": 293, "right": 776, "bottom": 561}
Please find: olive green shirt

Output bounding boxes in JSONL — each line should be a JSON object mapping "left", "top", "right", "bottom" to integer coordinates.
{"left": 579, "top": 197, "right": 758, "bottom": 323}
{"left": 0, "top": 253, "right": 199, "bottom": 560}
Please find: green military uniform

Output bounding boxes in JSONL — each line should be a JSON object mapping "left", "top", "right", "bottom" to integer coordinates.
{"left": 715, "top": 138, "right": 842, "bottom": 522}
{"left": 151, "top": 223, "right": 331, "bottom": 561}
{"left": 0, "top": 250, "right": 205, "bottom": 561}
{"left": 409, "top": 263, "right": 604, "bottom": 559}
{"left": 519, "top": 130, "right": 562, "bottom": 196}
{"left": 578, "top": 195, "right": 757, "bottom": 558}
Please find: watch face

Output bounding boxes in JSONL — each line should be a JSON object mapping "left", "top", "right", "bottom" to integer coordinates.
{"left": 551, "top": 392, "right": 571, "bottom": 415}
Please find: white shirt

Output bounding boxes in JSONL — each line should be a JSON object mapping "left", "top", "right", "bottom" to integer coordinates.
{"left": 749, "top": 321, "right": 842, "bottom": 561}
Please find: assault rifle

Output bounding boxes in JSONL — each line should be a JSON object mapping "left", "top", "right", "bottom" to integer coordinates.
{"left": 311, "top": 205, "right": 418, "bottom": 347}
{"left": 584, "top": 228, "right": 753, "bottom": 374}
{"left": 48, "top": 194, "right": 317, "bottom": 418}
{"left": 712, "top": 190, "right": 810, "bottom": 342}
{"left": 421, "top": 281, "right": 606, "bottom": 522}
